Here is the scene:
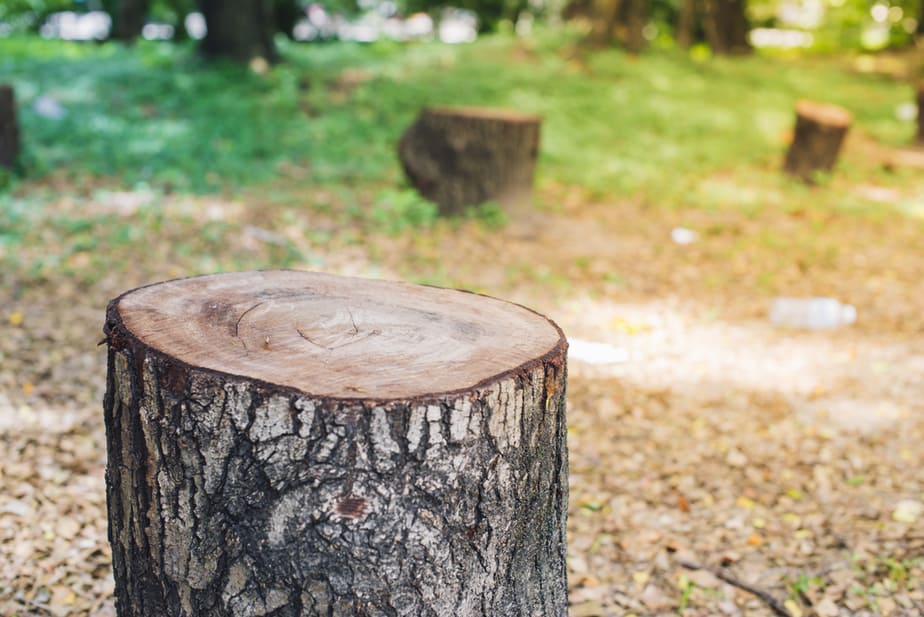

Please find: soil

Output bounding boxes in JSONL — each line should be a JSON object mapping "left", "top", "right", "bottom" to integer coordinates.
{"left": 1, "top": 176, "right": 923, "bottom": 616}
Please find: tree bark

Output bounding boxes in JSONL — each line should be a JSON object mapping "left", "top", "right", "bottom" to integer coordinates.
{"left": 0, "top": 85, "right": 19, "bottom": 170}
{"left": 783, "top": 100, "right": 852, "bottom": 183}
{"left": 197, "top": 0, "right": 278, "bottom": 64}
{"left": 103, "top": 270, "right": 569, "bottom": 617}
{"left": 398, "top": 107, "right": 541, "bottom": 216}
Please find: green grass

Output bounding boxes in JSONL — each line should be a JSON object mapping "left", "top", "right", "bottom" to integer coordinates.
{"left": 0, "top": 29, "right": 919, "bottom": 283}
{"left": 1, "top": 30, "right": 915, "bottom": 197}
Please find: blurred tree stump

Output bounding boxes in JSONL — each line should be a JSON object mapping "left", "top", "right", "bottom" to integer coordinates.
{"left": 398, "top": 107, "right": 541, "bottom": 216}
{"left": 0, "top": 85, "right": 20, "bottom": 169}
{"left": 784, "top": 100, "right": 852, "bottom": 182}
{"left": 103, "top": 270, "right": 569, "bottom": 617}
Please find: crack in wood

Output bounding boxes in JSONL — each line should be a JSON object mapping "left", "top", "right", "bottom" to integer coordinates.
{"left": 233, "top": 301, "right": 266, "bottom": 351}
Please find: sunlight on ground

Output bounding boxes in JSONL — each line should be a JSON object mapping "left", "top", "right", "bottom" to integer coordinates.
{"left": 557, "top": 295, "right": 924, "bottom": 434}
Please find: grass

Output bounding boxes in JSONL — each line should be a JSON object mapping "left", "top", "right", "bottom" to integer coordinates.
{"left": 1, "top": 31, "right": 916, "bottom": 195}
{"left": 0, "top": 29, "right": 921, "bottom": 286}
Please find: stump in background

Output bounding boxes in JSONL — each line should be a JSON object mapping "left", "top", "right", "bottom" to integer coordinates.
{"left": 103, "top": 270, "right": 569, "bottom": 617}
{"left": 398, "top": 106, "right": 541, "bottom": 216}
{"left": 0, "top": 85, "right": 20, "bottom": 169}
{"left": 783, "top": 100, "right": 852, "bottom": 182}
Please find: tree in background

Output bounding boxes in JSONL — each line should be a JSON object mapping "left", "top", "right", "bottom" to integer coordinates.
{"left": 108, "top": 0, "right": 150, "bottom": 42}
{"left": 700, "top": 0, "right": 751, "bottom": 54}
{"left": 589, "top": 0, "right": 647, "bottom": 52}
{"left": 196, "top": 0, "right": 278, "bottom": 63}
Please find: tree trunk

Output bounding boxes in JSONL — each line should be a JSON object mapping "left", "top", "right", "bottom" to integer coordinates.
{"left": 702, "top": 0, "right": 751, "bottom": 54}
{"left": 622, "top": 0, "right": 647, "bottom": 54}
{"left": 783, "top": 100, "right": 852, "bottom": 183}
{"left": 590, "top": 0, "right": 623, "bottom": 46}
{"left": 197, "top": 0, "right": 277, "bottom": 64}
{"left": 398, "top": 107, "right": 541, "bottom": 216}
{"left": 112, "top": 0, "right": 151, "bottom": 43}
{"left": 274, "top": 0, "right": 301, "bottom": 40}
{"left": 676, "top": 0, "right": 697, "bottom": 48}
{"left": 0, "top": 85, "right": 20, "bottom": 170}
{"left": 103, "top": 270, "right": 569, "bottom": 617}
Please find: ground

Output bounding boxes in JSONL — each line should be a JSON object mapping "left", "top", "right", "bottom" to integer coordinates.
{"left": 1, "top": 32, "right": 923, "bottom": 617}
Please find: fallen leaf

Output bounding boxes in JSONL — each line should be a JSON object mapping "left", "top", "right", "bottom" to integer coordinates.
{"left": 632, "top": 570, "right": 650, "bottom": 588}
{"left": 784, "top": 599, "right": 803, "bottom": 617}
{"left": 56, "top": 517, "right": 82, "bottom": 540}
{"left": 814, "top": 597, "right": 839, "bottom": 617}
{"left": 570, "top": 600, "right": 605, "bottom": 617}
{"left": 892, "top": 499, "right": 922, "bottom": 523}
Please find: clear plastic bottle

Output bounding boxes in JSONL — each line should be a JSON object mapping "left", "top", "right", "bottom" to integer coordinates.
{"left": 769, "top": 297, "right": 856, "bottom": 330}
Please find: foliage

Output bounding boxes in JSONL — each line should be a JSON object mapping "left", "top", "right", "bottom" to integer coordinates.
{"left": 0, "top": 0, "right": 74, "bottom": 31}
{"left": 371, "top": 188, "right": 439, "bottom": 234}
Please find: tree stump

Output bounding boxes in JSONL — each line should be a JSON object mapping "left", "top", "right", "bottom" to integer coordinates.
{"left": 102, "top": 270, "right": 569, "bottom": 617}
{"left": 398, "top": 106, "right": 541, "bottom": 216}
{"left": 783, "top": 100, "right": 852, "bottom": 182}
{"left": 0, "top": 85, "right": 20, "bottom": 169}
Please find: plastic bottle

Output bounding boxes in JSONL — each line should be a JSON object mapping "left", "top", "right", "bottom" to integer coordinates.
{"left": 769, "top": 297, "right": 856, "bottom": 330}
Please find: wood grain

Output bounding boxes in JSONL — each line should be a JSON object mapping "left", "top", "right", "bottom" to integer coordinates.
{"left": 112, "top": 270, "right": 565, "bottom": 400}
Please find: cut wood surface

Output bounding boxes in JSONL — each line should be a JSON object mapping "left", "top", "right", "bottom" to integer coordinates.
{"left": 113, "top": 270, "right": 563, "bottom": 399}
{"left": 398, "top": 106, "right": 541, "bottom": 215}
{"left": 783, "top": 100, "right": 852, "bottom": 182}
{"left": 103, "top": 270, "right": 569, "bottom": 617}
{"left": 0, "top": 84, "right": 19, "bottom": 169}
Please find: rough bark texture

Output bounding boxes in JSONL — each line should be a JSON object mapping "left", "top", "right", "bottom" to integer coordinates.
{"left": 0, "top": 85, "right": 20, "bottom": 170}
{"left": 784, "top": 100, "right": 852, "bottom": 183}
{"left": 197, "top": 0, "right": 278, "bottom": 64}
{"left": 398, "top": 107, "right": 541, "bottom": 216}
{"left": 102, "top": 271, "right": 569, "bottom": 617}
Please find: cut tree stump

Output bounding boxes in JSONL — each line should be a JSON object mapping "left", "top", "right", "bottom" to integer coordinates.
{"left": 398, "top": 106, "right": 541, "bottom": 216}
{"left": 0, "top": 85, "right": 20, "bottom": 169}
{"left": 783, "top": 100, "right": 852, "bottom": 182}
{"left": 102, "top": 270, "right": 569, "bottom": 617}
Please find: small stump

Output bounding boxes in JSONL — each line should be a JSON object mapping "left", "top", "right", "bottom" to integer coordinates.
{"left": 783, "top": 100, "right": 852, "bottom": 182}
{"left": 398, "top": 106, "right": 541, "bottom": 216}
{"left": 103, "top": 270, "right": 569, "bottom": 617}
{"left": 0, "top": 85, "right": 20, "bottom": 169}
